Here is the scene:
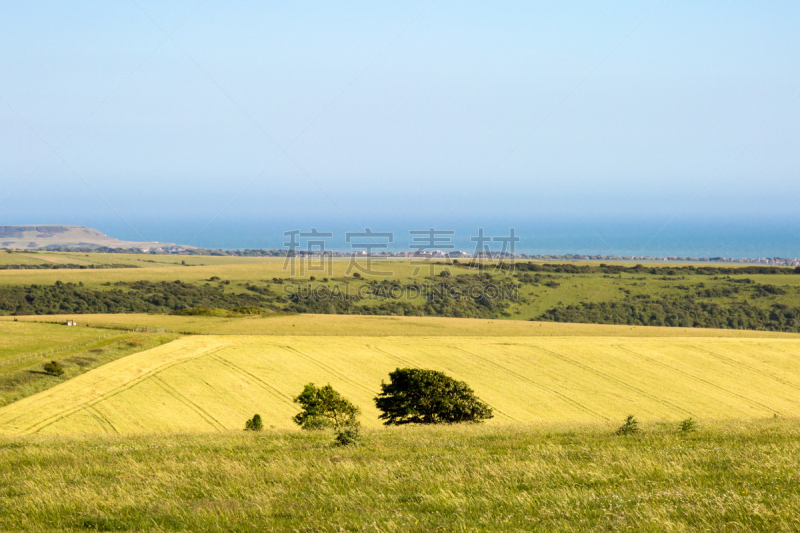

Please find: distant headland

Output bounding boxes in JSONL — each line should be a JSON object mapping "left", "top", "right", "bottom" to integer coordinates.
{"left": 0, "top": 225, "right": 186, "bottom": 252}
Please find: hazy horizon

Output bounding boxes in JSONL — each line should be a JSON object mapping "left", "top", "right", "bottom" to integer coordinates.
{"left": 2, "top": 1, "right": 799, "bottom": 256}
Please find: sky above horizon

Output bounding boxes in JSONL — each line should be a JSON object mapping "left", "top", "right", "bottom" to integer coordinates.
{"left": 1, "top": 1, "right": 799, "bottom": 249}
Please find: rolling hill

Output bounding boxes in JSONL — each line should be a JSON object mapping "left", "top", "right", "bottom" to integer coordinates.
{"left": 2, "top": 333, "right": 799, "bottom": 435}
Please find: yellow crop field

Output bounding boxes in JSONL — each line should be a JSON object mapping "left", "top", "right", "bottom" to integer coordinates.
{"left": 2, "top": 335, "right": 799, "bottom": 436}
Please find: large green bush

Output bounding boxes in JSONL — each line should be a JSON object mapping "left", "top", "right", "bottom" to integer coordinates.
{"left": 374, "top": 368, "right": 493, "bottom": 425}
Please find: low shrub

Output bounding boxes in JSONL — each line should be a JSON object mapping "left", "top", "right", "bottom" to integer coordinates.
{"left": 244, "top": 414, "right": 263, "bottom": 431}
{"left": 679, "top": 417, "right": 697, "bottom": 433}
{"left": 172, "top": 308, "right": 242, "bottom": 317}
{"left": 616, "top": 415, "right": 640, "bottom": 436}
{"left": 231, "top": 306, "right": 270, "bottom": 315}
{"left": 43, "top": 360, "right": 64, "bottom": 377}
{"left": 334, "top": 425, "right": 361, "bottom": 446}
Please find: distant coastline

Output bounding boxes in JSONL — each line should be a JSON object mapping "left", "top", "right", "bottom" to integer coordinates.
{"left": 9, "top": 244, "right": 799, "bottom": 267}
{"left": 3, "top": 224, "right": 798, "bottom": 267}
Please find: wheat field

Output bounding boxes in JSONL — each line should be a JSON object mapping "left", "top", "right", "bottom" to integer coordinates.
{"left": 2, "top": 334, "right": 799, "bottom": 435}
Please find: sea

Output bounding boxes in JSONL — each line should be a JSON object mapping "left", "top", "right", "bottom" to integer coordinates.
{"left": 87, "top": 215, "right": 800, "bottom": 260}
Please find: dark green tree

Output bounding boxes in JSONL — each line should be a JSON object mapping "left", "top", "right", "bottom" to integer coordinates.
{"left": 293, "top": 383, "right": 360, "bottom": 430}
{"left": 374, "top": 368, "right": 493, "bottom": 425}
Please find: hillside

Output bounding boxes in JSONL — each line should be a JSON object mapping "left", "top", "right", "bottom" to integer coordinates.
{"left": 2, "top": 333, "right": 799, "bottom": 435}
{"left": 1, "top": 252, "right": 800, "bottom": 333}
{"left": 0, "top": 225, "right": 180, "bottom": 251}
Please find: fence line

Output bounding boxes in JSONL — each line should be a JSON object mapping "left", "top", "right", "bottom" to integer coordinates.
{"left": 79, "top": 324, "right": 197, "bottom": 335}
{"left": 0, "top": 330, "right": 130, "bottom": 369}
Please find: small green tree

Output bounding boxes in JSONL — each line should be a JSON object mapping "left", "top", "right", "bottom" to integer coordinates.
{"left": 245, "top": 414, "right": 263, "bottom": 431}
{"left": 616, "top": 415, "right": 640, "bottom": 435}
{"left": 293, "top": 383, "right": 359, "bottom": 430}
{"left": 374, "top": 368, "right": 493, "bottom": 425}
{"left": 43, "top": 361, "right": 64, "bottom": 377}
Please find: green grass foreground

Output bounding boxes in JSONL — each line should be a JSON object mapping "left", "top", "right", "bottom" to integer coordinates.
{"left": 1, "top": 420, "right": 799, "bottom": 532}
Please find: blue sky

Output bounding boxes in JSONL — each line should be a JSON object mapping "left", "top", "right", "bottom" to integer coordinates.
{"left": 1, "top": 1, "right": 799, "bottom": 248}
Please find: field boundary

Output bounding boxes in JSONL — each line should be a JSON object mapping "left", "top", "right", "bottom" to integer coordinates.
{"left": 0, "top": 330, "right": 130, "bottom": 369}
{"left": 11, "top": 319, "right": 189, "bottom": 335}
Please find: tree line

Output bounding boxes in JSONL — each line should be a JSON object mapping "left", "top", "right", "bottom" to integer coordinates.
{"left": 537, "top": 295, "right": 800, "bottom": 332}
{"left": 0, "top": 280, "right": 269, "bottom": 315}
{"left": 490, "top": 261, "right": 800, "bottom": 276}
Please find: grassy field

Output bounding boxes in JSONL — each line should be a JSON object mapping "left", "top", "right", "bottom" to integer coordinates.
{"left": 5, "top": 312, "right": 799, "bottom": 337}
{"left": 2, "top": 334, "right": 799, "bottom": 435}
{"left": 0, "top": 321, "right": 109, "bottom": 362}
{"left": 0, "top": 420, "right": 798, "bottom": 531}
{"left": 0, "top": 249, "right": 281, "bottom": 268}
{"left": 2, "top": 252, "right": 800, "bottom": 334}
{"left": 0, "top": 255, "right": 432, "bottom": 288}
{"left": 1, "top": 251, "right": 798, "bottom": 295}
{"left": 0, "top": 313, "right": 180, "bottom": 409}
{"left": 0, "top": 331, "right": 179, "bottom": 409}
